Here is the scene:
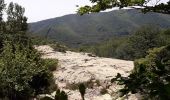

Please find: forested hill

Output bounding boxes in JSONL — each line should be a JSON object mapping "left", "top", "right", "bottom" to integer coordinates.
{"left": 29, "top": 9, "right": 170, "bottom": 47}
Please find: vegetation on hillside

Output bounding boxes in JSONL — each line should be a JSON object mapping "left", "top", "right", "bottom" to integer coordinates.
{"left": 79, "top": 36, "right": 127, "bottom": 57}
{"left": 30, "top": 35, "right": 68, "bottom": 53}
{"left": 29, "top": 9, "right": 170, "bottom": 47}
{"left": 116, "top": 26, "right": 167, "bottom": 60}
{"left": 80, "top": 26, "right": 170, "bottom": 60}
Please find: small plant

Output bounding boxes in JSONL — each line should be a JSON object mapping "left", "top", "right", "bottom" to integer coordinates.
{"left": 50, "top": 43, "right": 67, "bottom": 53}
{"left": 95, "top": 80, "right": 101, "bottom": 86}
{"left": 55, "top": 89, "right": 68, "bottom": 100}
{"left": 65, "top": 79, "right": 97, "bottom": 91}
{"left": 78, "top": 83, "right": 86, "bottom": 100}
{"left": 43, "top": 59, "right": 58, "bottom": 71}
{"left": 65, "top": 82, "right": 79, "bottom": 90}
{"left": 100, "top": 88, "right": 108, "bottom": 95}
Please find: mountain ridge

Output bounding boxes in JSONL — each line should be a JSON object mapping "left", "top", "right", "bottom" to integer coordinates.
{"left": 29, "top": 9, "right": 170, "bottom": 47}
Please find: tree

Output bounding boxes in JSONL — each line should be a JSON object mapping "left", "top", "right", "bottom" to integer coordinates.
{"left": 78, "top": 0, "right": 170, "bottom": 15}
{"left": 0, "top": 38, "right": 55, "bottom": 99}
{"left": 113, "top": 45, "right": 170, "bottom": 99}
{"left": 0, "top": 0, "right": 6, "bottom": 53}
{"left": 0, "top": 1, "right": 56, "bottom": 99}
{"left": 0, "top": 0, "right": 5, "bottom": 22}
{"left": 115, "top": 26, "right": 165, "bottom": 60}
{"left": 6, "top": 2, "right": 28, "bottom": 34}
{"left": 115, "top": 42, "right": 134, "bottom": 60}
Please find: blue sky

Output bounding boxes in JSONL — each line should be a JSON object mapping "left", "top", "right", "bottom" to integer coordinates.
{"left": 5, "top": 0, "right": 169, "bottom": 22}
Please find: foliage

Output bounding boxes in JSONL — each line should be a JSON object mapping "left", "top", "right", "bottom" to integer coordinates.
{"left": 43, "top": 59, "right": 58, "bottom": 71}
{"left": 6, "top": 2, "right": 27, "bottom": 34}
{"left": 81, "top": 26, "right": 169, "bottom": 60}
{"left": 79, "top": 36, "right": 127, "bottom": 58}
{"left": 115, "top": 42, "right": 134, "bottom": 60}
{"left": 0, "top": 0, "right": 5, "bottom": 22}
{"left": 112, "top": 45, "right": 170, "bottom": 100}
{"left": 30, "top": 35, "right": 56, "bottom": 46}
{"left": 50, "top": 43, "right": 67, "bottom": 53}
{"left": 161, "top": 29, "right": 170, "bottom": 45}
{"left": 78, "top": 0, "right": 170, "bottom": 15}
{"left": 0, "top": 1, "right": 57, "bottom": 99}
{"left": 65, "top": 79, "right": 100, "bottom": 90}
{"left": 117, "top": 26, "right": 165, "bottom": 60}
{"left": 55, "top": 89, "right": 68, "bottom": 100}
{"left": 100, "top": 88, "right": 108, "bottom": 95}
{"left": 0, "top": 35, "right": 56, "bottom": 99}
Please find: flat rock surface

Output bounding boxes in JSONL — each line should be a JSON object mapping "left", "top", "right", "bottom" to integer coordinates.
{"left": 35, "top": 45, "right": 138, "bottom": 100}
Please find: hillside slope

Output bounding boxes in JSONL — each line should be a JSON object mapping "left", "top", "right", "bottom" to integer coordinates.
{"left": 29, "top": 9, "right": 170, "bottom": 47}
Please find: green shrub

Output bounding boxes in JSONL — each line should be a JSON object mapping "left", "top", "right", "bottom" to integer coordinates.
{"left": 0, "top": 36, "right": 56, "bottom": 99}
{"left": 100, "top": 88, "right": 108, "bottom": 95}
{"left": 0, "top": 1, "right": 57, "bottom": 99}
{"left": 43, "top": 59, "right": 58, "bottom": 71}
{"left": 50, "top": 43, "right": 67, "bottom": 53}
{"left": 116, "top": 26, "right": 165, "bottom": 60}
{"left": 80, "top": 26, "right": 169, "bottom": 60}
{"left": 113, "top": 45, "right": 170, "bottom": 100}
{"left": 30, "top": 35, "right": 55, "bottom": 46}
{"left": 55, "top": 89, "right": 68, "bottom": 100}
{"left": 65, "top": 82, "right": 79, "bottom": 90}
{"left": 65, "top": 79, "right": 99, "bottom": 90}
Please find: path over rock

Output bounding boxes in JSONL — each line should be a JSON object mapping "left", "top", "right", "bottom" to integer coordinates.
{"left": 36, "top": 45, "right": 137, "bottom": 100}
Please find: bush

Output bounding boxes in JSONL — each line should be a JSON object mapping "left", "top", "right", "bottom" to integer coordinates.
{"left": 79, "top": 36, "right": 126, "bottom": 58}
{"left": 30, "top": 35, "right": 55, "bottom": 46}
{"left": 43, "top": 59, "right": 58, "bottom": 71}
{"left": 161, "top": 29, "right": 170, "bottom": 45}
{"left": 116, "top": 26, "right": 165, "bottom": 60}
{"left": 55, "top": 89, "right": 68, "bottom": 100}
{"left": 65, "top": 79, "right": 99, "bottom": 90}
{"left": 113, "top": 45, "right": 170, "bottom": 100}
{"left": 80, "top": 26, "right": 169, "bottom": 60}
{"left": 100, "top": 88, "right": 108, "bottom": 95}
{"left": 0, "top": 1, "right": 57, "bottom": 99}
{"left": 65, "top": 83, "right": 79, "bottom": 90}
{"left": 50, "top": 43, "right": 67, "bottom": 53}
{"left": 0, "top": 35, "right": 56, "bottom": 99}
{"left": 132, "top": 45, "right": 170, "bottom": 99}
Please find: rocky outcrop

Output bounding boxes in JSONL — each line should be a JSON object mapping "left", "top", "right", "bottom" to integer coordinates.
{"left": 36, "top": 45, "right": 139, "bottom": 100}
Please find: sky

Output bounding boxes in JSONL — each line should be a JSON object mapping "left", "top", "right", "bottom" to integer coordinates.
{"left": 5, "top": 0, "right": 91, "bottom": 22}
{"left": 5, "top": 0, "right": 169, "bottom": 22}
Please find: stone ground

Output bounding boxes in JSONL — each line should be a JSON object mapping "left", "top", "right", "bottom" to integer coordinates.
{"left": 35, "top": 45, "right": 140, "bottom": 100}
